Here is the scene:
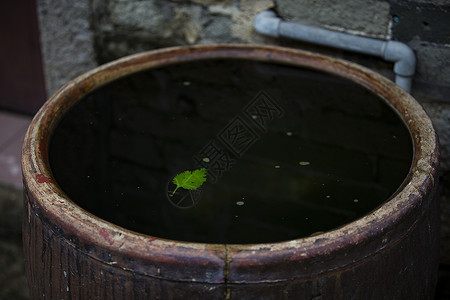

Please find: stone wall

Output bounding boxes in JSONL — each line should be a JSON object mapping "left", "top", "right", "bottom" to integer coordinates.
{"left": 36, "top": 0, "right": 450, "bottom": 261}
{"left": 37, "top": 0, "right": 97, "bottom": 96}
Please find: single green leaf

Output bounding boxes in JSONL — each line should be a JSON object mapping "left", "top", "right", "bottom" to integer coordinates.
{"left": 170, "top": 168, "right": 207, "bottom": 197}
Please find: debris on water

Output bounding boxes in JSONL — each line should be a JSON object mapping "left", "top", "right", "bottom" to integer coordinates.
{"left": 274, "top": 165, "right": 281, "bottom": 169}
{"left": 236, "top": 201, "right": 244, "bottom": 206}
{"left": 353, "top": 199, "right": 359, "bottom": 203}
{"left": 203, "top": 157, "right": 210, "bottom": 163}
{"left": 286, "top": 132, "right": 293, "bottom": 136}
{"left": 299, "top": 161, "right": 310, "bottom": 166}
{"left": 183, "top": 81, "right": 191, "bottom": 86}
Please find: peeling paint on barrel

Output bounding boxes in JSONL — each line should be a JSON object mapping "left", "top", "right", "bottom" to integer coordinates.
{"left": 35, "top": 174, "right": 54, "bottom": 184}
{"left": 99, "top": 228, "right": 115, "bottom": 246}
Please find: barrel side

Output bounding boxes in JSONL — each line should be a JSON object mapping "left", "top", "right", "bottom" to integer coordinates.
{"left": 230, "top": 180, "right": 439, "bottom": 299}
{"left": 23, "top": 189, "right": 228, "bottom": 300}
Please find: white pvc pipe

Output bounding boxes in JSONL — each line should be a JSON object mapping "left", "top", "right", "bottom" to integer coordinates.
{"left": 254, "top": 10, "right": 416, "bottom": 92}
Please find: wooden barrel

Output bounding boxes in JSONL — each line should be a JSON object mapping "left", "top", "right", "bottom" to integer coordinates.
{"left": 22, "top": 45, "right": 440, "bottom": 299}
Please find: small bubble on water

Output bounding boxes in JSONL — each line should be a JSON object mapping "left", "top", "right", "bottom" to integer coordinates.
{"left": 203, "top": 157, "right": 210, "bottom": 163}
{"left": 286, "top": 132, "right": 293, "bottom": 136}
{"left": 299, "top": 161, "right": 310, "bottom": 166}
{"left": 251, "top": 115, "right": 258, "bottom": 119}
{"left": 274, "top": 165, "right": 281, "bottom": 169}
{"left": 183, "top": 81, "right": 191, "bottom": 86}
{"left": 326, "top": 195, "right": 331, "bottom": 199}
{"left": 236, "top": 201, "right": 244, "bottom": 206}
{"left": 353, "top": 199, "right": 359, "bottom": 203}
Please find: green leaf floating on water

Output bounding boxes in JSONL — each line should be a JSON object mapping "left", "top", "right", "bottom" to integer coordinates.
{"left": 170, "top": 168, "right": 207, "bottom": 197}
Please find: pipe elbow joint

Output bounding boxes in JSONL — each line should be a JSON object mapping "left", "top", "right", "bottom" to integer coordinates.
{"left": 253, "top": 10, "right": 415, "bottom": 92}
{"left": 384, "top": 41, "right": 416, "bottom": 77}
{"left": 254, "top": 11, "right": 281, "bottom": 38}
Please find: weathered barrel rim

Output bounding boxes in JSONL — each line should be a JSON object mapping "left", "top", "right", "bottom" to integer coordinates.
{"left": 22, "top": 44, "right": 439, "bottom": 283}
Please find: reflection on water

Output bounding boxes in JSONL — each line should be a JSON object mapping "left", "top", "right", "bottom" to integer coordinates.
{"left": 50, "top": 59, "right": 412, "bottom": 244}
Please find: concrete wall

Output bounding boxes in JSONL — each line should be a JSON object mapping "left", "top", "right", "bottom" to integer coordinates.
{"left": 37, "top": 0, "right": 450, "bottom": 262}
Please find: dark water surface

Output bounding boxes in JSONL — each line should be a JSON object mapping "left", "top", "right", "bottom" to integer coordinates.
{"left": 50, "top": 59, "right": 413, "bottom": 244}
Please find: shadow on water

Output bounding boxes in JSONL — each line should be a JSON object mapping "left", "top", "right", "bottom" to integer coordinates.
{"left": 50, "top": 59, "right": 413, "bottom": 244}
